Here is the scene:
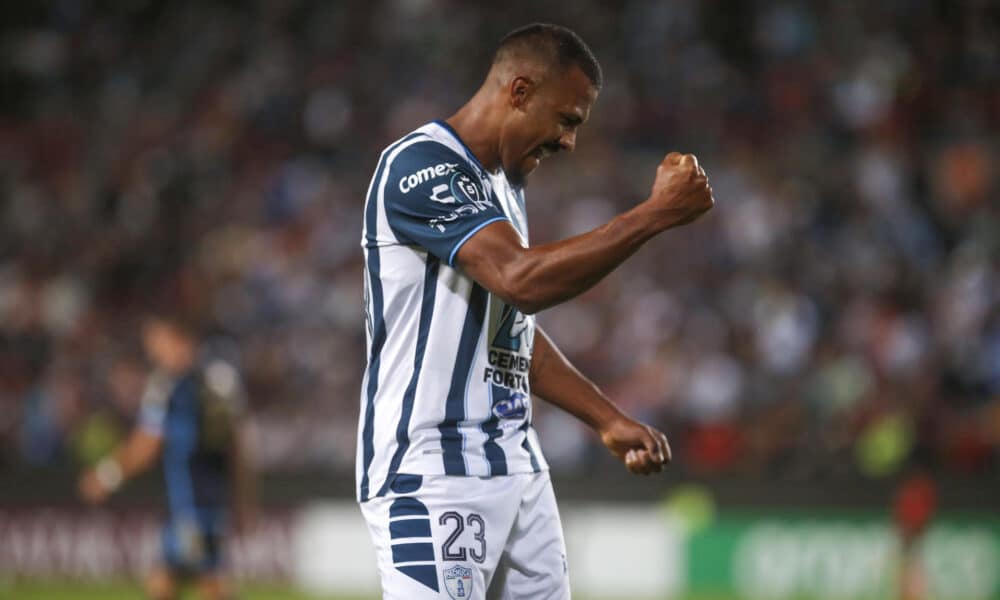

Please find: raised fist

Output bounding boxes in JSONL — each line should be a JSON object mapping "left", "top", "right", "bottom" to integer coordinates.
{"left": 646, "top": 152, "right": 714, "bottom": 228}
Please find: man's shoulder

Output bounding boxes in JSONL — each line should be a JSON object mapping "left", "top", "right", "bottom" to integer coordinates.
{"left": 141, "top": 369, "right": 175, "bottom": 408}
{"left": 379, "top": 128, "right": 483, "bottom": 204}
{"left": 382, "top": 128, "right": 469, "bottom": 173}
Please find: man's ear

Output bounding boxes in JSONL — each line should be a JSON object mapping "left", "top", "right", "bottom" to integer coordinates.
{"left": 509, "top": 76, "right": 536, "bottom": 109}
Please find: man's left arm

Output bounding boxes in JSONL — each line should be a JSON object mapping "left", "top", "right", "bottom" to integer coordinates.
{"left": 79, "top": 429, "right": 163, "bottom": 504}
{"left": 530, "top": 326, "right": 670, "bottom": 474}
{"left": 79, "top": 372, "right": 170, "bottom": 504}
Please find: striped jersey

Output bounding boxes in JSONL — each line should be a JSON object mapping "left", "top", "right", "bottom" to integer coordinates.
{"left": 357, "top": 120, "right": 548, "bottom": 502}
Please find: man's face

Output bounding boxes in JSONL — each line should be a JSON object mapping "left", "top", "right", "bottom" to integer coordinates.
{"left": 500, "top": 65, "right": 598, "bottom": 186}
{"left": 142, "top": 320, "right": 190, "bottom": 373}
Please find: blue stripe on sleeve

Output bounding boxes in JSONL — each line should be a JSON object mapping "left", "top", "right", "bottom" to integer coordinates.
{"left": 447, "top": 216, "right": 509, "bottom": 266}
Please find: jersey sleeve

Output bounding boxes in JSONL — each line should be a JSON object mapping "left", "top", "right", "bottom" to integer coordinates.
{"left": 137, "top": 370, "right": 173, "bottom": 437}
{"left": 383, "top": 142, "right": 510, "bottom": 266}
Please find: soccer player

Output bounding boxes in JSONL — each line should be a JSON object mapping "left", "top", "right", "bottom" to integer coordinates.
{"left": 894, "top": 472, "right": 937, "bottom": 600}
{"left": 79, "top": 311, "right": 254, "bottom": 600}
{"left": 358, "top": 23, "right": 713, "bottom": 599}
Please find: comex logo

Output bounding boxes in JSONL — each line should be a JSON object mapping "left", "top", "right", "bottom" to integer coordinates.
{"left": 399, "top": 162, "right": 459, "bottom": 193}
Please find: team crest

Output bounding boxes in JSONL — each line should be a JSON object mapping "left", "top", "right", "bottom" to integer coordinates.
{"left": 451, "top": 172, "right": 493, "bottom": 212}
{"left": 442, "top": 565, "right": 474, "bottom": 599}
{"left": 451, "top": 172, "right": 481, "bottom": 204}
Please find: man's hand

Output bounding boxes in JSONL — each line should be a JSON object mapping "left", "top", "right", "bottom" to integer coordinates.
{"left": 599, "top": 416, "right": 672, "bottom": 476}
{"left": 78, "top": 469, "right": 110, "bottom": 505}
{"left": 643, "top": 152, "right": 714, "bottom": 229}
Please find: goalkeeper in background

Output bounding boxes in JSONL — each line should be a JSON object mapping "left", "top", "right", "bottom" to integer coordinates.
{"left": 79, "top": 309, "right": 255, "bottom": 600}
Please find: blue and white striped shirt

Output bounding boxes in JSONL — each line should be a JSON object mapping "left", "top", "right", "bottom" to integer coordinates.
{"left": 357, "top": 121, "right": 548, "bottom": 502}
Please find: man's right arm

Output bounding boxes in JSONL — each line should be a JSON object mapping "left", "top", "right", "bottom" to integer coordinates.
{"left": 455, "top": 152, "right": 713, "bottom": 314}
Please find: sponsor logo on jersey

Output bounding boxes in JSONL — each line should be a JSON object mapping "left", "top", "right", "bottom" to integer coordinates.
{"left": 443, "top": 565, "right": 474, "bottom": 599}
{"left": 492, "top": 391, "right": 528, "bottom": 419}
{"left": 428, "top": 204, "right": 482, "bottom": 233}
{"left": 425, "top": 172, "right": 496, "bottom": 232}
{"left": 483, "top": 349, "right": 530, "bottom": 394}
{"left": 426, "top": 174, "right": 496, "bottom": 232}
{"left": 482, "top": 305, "right": 533, "bottom": 397}
{"left": 398, "top": 162, "right": 459, "bottom": 193}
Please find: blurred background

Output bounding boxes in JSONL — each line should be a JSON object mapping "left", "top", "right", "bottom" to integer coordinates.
{"left": 1, "top": 0, "right": 998, "bottom": 599}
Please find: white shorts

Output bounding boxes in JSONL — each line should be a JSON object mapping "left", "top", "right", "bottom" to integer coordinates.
{"left": 360, "top": 471, "right": 570, "bottom": 599}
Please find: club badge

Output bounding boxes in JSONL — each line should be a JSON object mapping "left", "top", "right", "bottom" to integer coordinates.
{"left": 443, "top": 565, "right": 474, "bottom": 599}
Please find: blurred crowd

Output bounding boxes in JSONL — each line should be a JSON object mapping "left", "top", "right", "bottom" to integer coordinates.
{"left": 1, "top": 0, "right": 998, "bottom": 482}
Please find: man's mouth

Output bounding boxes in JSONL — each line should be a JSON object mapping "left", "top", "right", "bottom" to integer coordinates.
{"left": 532, "top": 143, "right": 559, "bottom": 160}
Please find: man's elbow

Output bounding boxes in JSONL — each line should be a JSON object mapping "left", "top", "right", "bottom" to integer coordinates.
{"left": 471, "top": 251, "right": 548, "bottom": 314}
{"left": 497, "top": 279, "right": 547, "bottom": 315}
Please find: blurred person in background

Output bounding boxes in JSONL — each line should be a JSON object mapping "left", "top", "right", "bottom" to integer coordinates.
{"left": 79, "top": 309, "right": 255, "bottom": 600}
{"left": 893, "top": 471, "right": 937, "bottom": 600}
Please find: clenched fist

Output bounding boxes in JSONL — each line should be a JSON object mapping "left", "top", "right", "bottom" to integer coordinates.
{"left": 599, "top": 415, "right": 672, "bottom": 476}
{"left": 645, "top": 152, "right": 714, "bottom": 229}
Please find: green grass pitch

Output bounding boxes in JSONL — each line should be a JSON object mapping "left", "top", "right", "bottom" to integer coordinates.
{"left": 0, "top": 580, "right": 751, "bottom": 600}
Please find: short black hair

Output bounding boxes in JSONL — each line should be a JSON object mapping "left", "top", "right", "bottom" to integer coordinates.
{"left": 494, "top": 23, "right": 602, "bottom": 90}
{"left": 142, "top": 294, "right": 201, "bottom": 340}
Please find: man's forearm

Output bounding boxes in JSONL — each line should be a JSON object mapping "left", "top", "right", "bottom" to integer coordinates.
{"left": 457, "top": 152, "right": 712, "bottom": 316}
{"left": 509, "top": 206, "right": 664, "bottom": 313}
{"left": 115, "top": 430, "right": 162, "bottom": 479}
{"left": 87, "top": 430, "right": 161, "bottom": 497}
{"left": 530, "top": 327, "right": 627, "bottom": 431}
{"left": 458, "top": 204, "right": 664, "bottom": 315}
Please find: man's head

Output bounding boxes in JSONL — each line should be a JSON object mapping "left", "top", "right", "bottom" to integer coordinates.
{"left": 487, "top": 24, "right": 602, "bottom": 185}
{"left": 141, "top": 311, "right": 198, "bottom": 375}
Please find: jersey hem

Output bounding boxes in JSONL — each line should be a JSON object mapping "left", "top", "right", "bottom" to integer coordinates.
{"left": 359, "top": 462, "right": 550, "bottom": 503}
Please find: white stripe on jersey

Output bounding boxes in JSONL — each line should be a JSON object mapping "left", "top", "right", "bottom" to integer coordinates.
{"left": 358, "top": 122, "right": 548, "bottom": 502}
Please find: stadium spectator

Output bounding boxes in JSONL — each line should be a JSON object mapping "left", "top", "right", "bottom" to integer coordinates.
{"left": 1, "top": 0, "right": 996, "bottom": 482}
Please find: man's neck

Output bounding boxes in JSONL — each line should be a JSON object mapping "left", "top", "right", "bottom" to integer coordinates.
{"left": 445, "top": 94, "right": 502, "bottom": 173}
